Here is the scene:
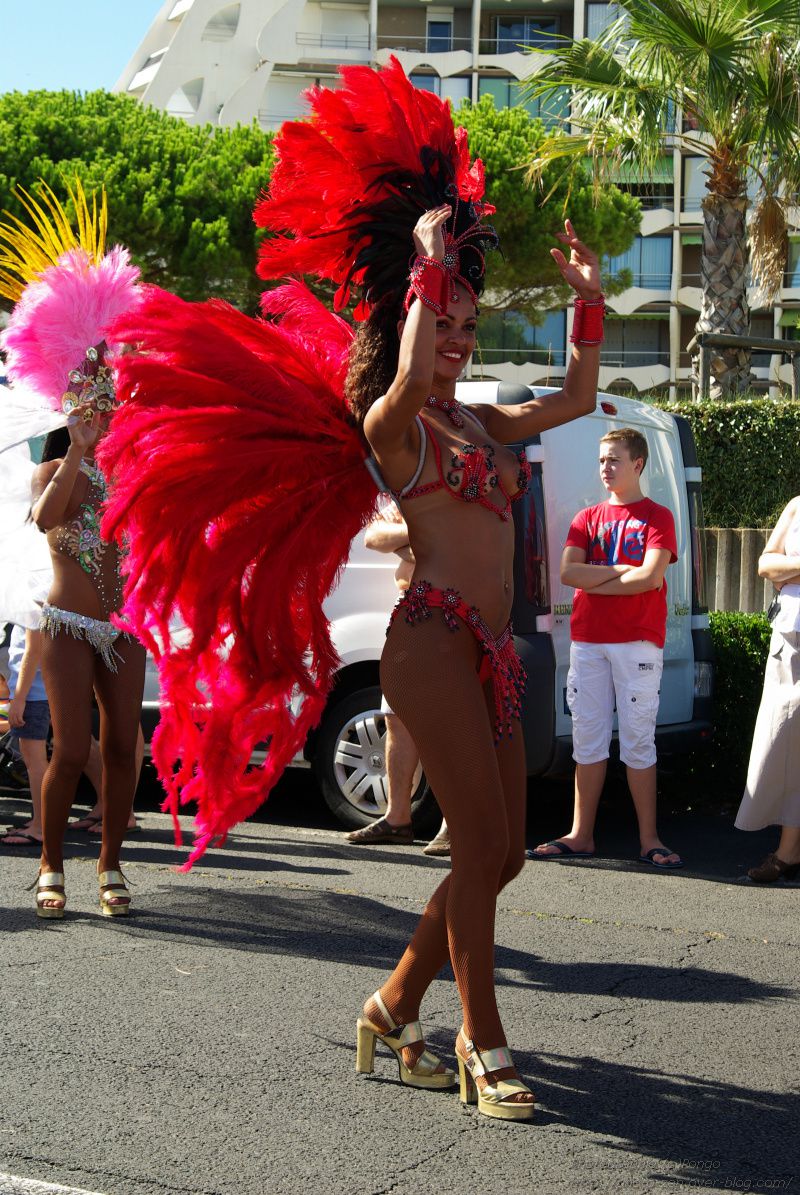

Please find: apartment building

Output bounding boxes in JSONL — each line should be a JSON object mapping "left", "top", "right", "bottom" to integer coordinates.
{"left": 116, "top": 0, "right": 800, "bottom": 395}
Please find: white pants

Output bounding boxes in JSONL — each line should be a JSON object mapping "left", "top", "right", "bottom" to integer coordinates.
{"left": 567, "top": 640, "right": 663, "bottom": 769}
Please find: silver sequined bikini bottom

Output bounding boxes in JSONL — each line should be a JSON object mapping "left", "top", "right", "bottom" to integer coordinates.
{"left": 39, "top": 603, "right": 133, "bottom": 673}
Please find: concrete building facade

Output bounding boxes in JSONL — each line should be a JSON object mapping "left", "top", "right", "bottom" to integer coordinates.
{"left": 116, "top": 0, "right": 800, "bottom": 394}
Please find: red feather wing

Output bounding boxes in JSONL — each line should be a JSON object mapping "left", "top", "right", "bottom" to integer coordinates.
{"left": 98, "top": 282, "right": 377, "bottom": 866}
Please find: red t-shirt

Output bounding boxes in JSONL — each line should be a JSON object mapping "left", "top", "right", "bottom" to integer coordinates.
{"left": 565, "top": 498, "right": 677, "bottom": 648}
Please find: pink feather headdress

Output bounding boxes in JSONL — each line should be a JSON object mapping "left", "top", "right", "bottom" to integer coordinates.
{"left": 0, "top": 181, "right": 141, "bottom": 412}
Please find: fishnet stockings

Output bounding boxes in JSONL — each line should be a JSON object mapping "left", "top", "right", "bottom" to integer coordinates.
{"left": 374, "top": 612, "right": 526, "bottom": 1071}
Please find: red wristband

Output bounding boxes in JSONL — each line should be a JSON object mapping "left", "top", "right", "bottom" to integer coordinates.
{"left": 570, "top": 295, "right": 605, "bottom": 346}
{"left": 404, "top": 256, "right": 450, "bottom": 315}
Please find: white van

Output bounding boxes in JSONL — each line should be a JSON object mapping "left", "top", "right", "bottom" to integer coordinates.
{"left": 141, "top": 383, "right": 713, "bottom": 828}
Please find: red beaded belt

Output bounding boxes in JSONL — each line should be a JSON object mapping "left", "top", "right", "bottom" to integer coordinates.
{"left": 389, "top": 580, "right": 526, "bottom": 741}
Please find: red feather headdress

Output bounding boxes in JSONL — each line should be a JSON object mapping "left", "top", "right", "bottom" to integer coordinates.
{"left": 255, "top": 56, "right": 498, "bottom": 317}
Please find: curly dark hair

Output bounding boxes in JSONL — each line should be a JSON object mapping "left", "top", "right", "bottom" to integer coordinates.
{"left": 41, "top": 426, "right": 70, "bottom": 461}
{"left": 345, "top": 291, "right": 404, "bottom": 426}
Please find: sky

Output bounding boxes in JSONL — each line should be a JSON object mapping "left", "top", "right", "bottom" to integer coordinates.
{"left": 0, "top": 0, "right": 160, "bottom": 94}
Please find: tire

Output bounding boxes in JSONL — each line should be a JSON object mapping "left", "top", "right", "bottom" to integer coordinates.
{"left": 312, "top": 685, "right": 440, "bottom": 832}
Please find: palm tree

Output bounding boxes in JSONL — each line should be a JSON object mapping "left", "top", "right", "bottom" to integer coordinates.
{"left": 523, "top": 0, "right": 800, "bottom": 396}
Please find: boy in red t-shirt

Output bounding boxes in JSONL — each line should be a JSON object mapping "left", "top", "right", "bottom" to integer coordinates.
{"left": 530, "top": 428, "right": 682, "bottom": 868}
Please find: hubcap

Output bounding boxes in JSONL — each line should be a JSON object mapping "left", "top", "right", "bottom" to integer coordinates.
{"left": 333, "top": 708, "right": 422, "bottom": 817}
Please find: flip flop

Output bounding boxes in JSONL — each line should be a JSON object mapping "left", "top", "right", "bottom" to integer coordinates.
{"left": 68, "top": 813, "right": 103, "bottom": 832}
{"left": 639, "top": 847, "right": 683, "bottom": 869}
{"left": 0, "top": 830, "right": 43, "bottom": 848}
{"left": 526, "top": 841, "right": 595, "bottom": 860}
{"left": 88, "top": 821, "right": 141, "bottom": 836}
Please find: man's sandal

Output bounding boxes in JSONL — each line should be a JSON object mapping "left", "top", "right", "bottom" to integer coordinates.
{"left": 98, "top": 869, "right": 132, "bottom": 917}
{"left": 456, "top": 1032, "right": 536, "bottom": 1121}
{"left": 356, "top": 990, "right": 457, "bottom": 1089}
{"left": 30, "top": 871, "right": 67, "bottom": 920}
{"left": 345, "top": 817, "right": 414, "bottom": 845}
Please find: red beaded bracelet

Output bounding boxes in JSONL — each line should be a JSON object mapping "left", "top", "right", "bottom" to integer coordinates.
{"left": 570, "top": 295, "right": 606, "bottom": 346}
{"left": 404, "top": 255, "right": 450, "bottom": 315}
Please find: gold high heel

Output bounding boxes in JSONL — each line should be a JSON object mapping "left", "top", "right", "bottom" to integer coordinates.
{"left": 356, "top": 991, "right": 457, "bottom": 1090}
{"left": 98, "top": 869, "right": 131, "bottom": 917}
{"left": 456, "top": 1033, "right": 536, "bottom": 1122}
{"left": 31, "top": 871, "right": 66, "bottom": 920}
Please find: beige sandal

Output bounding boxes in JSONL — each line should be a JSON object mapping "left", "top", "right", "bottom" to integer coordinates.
{"left": 32, "top": 871, "right": 66, "bottom": 920}
{"left": 456, "top": 1033, "right": 535, "bottom": 1121}
{"left": 98, "top": 869, "right": 132, "bottom": 917}
{"left": 356, "top": 991, "right": 457, "bottom": 1089}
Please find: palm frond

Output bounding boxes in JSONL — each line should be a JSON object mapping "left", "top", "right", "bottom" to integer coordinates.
{"left": 749, "top": 192, "right": 788, "bottom": 299}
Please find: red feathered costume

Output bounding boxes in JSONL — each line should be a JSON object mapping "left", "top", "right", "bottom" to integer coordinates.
{"left": 98, "top": 58, "right": 495, "bottom": 866}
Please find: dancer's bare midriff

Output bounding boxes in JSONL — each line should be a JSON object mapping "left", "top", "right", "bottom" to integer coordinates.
{"left": 392, "top": 407, "right": 520, "bottom": 634}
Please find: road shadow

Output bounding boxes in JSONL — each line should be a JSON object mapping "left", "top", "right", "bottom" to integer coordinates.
{"left": 76, "top": 886, "right": 792, "bottom": 1008}
{"left": 510, "top": 1050, "right": 800, "bottom": 1191}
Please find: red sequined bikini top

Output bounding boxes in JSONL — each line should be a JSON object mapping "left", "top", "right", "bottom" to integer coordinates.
{"left": 394, "top": 414, "right": 531, "bottom": 523}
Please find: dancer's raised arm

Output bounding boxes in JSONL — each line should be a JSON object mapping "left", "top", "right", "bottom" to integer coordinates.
{"left": 476, "top": 220, "right": 603, "bottom": 441}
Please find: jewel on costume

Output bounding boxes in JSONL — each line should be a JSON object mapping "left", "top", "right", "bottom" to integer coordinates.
{"left": 426, "top": 394, "right": 465, "bottom": 428}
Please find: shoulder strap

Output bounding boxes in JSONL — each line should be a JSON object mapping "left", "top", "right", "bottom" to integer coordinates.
{"left": 396, "top": 415, "right": 428, "bottom": 496}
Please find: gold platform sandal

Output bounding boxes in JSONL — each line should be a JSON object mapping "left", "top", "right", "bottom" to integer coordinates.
{"left": 356, "top": 991, "right": 457, "bottom": 1090}
{"left": 98, "top": 869, "right": 131, "bottom": 917}
{"left": 32, "top": 871, "right": 66, "bottom": 920}
{"left": 456, "top": 1033, "right": 536, "bottom": 1122}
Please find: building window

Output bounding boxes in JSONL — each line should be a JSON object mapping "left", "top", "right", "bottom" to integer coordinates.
{"left": 427, "top": 18, "right": 453, "bottom": 53}
{"left": 604, "top": 236, "right": 672, "bottom": 290}
{"left": 494, "top": 15, "right": 560, "bottom": 52}
{"left": 478, "top": 77, "right": 569, "bottom": 128}
{"left": 478, "top": 309, "right": 567, "bottom": 366}
{"left": 750, "top": 314, "right": 774, "bottom": 368}
{"left": 410, "top": 75, "right": 470, "bottom": 105}
{"left": 785, "top": 241, "right": 800, "bottom": 289}
{"left": 682, "top": 156, "right": 707, "bottom": 212}
{"left": 602, "top": 318, "right": 670, "bottom": 367}
{"left": 586, "top": 2, "right": 622, "bottom": 39}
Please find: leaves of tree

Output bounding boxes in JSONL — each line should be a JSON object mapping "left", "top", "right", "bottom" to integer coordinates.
{"left": 0, "top": 89, "right": 274, "bottom": 312}
{"left": 454, "top": 96, "right": 640, "bottom": 320}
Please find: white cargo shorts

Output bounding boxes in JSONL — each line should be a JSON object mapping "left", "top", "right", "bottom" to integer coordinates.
{"left": 567, "top": 640, "right": 663, "bottom": 769}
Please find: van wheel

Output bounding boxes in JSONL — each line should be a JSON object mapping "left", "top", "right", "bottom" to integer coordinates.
{"left": 313, "top": 686, "right": 439, "bottom": 832}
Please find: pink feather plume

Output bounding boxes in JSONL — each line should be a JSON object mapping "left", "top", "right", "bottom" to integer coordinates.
{"left": 1, "top": 247, "right": 141, "bottom": 407}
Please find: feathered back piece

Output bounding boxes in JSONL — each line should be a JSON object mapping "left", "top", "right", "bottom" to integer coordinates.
{"left": 255, "top": 56, "right": 498, "bottom": 317}
{"left": 0, "top": 180, "right": 140, "bottom": 408}
{"left": 98, "top": 281, "right": 378, "bottom": 866}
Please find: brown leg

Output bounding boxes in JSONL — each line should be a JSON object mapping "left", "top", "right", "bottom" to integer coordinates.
{"left": 372, "top": 615, "right": 525, "bottom": 1069}
{"left": 39, "top": 632, "right": 96, "bottom": 879}
{"left": 92, "top": 637, "right": 146, "bottom": 877}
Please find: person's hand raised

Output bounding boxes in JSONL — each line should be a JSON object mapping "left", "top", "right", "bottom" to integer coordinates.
{"left": 67, "top": 404, "right": 105, "bottom": 452}
{"left": 550, "top": 219, "right": 602, "bottom": 300}
{"left": 412, "top": 205, "right": 451, "bottom": 263}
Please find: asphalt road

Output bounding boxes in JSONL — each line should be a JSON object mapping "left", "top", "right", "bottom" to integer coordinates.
{"left": 0, "top": 770, "right": 798, "bottom": 1195}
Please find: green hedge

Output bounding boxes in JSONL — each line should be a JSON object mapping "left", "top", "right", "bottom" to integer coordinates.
{"left": 655, "top": 398, "right": 800, "bottom": 528}
{"left": 666, "top": 611, "right": 772, "bottom": 803}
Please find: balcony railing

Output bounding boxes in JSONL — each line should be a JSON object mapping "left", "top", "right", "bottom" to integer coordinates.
{"left": 376, "top": 34, "right": 473, "bottom": 53}
{"left": 477, "top": 35, "right": 566, "bottom": 53}
{"left": 606, "top": 272, "right": 672, "bottom": 290}
{"left": 296, "top": 32, "right": 370, "bottom": 49}
{"left": 599, "top": 349, "right": 671, "bottom": 367}
{"left": 477, "top": 347, "right": 672, "bottom": 368}
{"left": 478, "top": 346, "right": 567, "bottom": 366}
{"left": 682, "top": 272, "right": 766, "bottom": 290}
